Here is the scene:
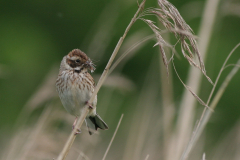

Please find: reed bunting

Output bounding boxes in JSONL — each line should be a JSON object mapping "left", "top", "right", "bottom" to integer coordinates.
{"left": 56, "top": 49, "right": 108, "bottom": 135}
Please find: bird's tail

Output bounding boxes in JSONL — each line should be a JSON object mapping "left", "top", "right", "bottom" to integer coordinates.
{"left": 85, "top": 113, "right": 108, "bottom": 135}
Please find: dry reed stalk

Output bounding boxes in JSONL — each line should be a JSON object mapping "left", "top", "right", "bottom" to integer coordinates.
{"left": 202, "top": 153, "right": 206, "bottom": 160}
{"left": 109, "top": 32, "right": 174, "bottom": 160}
{"left": 137, "top": 0, "right": 214, "bottom": 84}
{"left": 172, "top": 60, "right": 212, "bottom": 111}
{"left": 84, "top": 20, "right": 148, "bottom": 160}
{"left": 56, "top": 1, "right": 147, "bottom": 159}
{"left": 144, "top": 154, "right": 150, "bottom": 160}
{"left": 97, "top": 30, "right": 150, "bottom": 118}
{"left": 67, "top": 3, "right": 124, "bottom": 157}
{"left": 158, "top": 32, "right": 175, "bottom": 160}
{"left": 94, "top": 74, "right": 135, "bottom": 91}
{"left": 109, "top": 34, "right": 155, "bottom": 75}
{"left": 57, "top": 0, "right": 215, "bottom": 158}
{"left": 170, "top": 0, "right": 221, "bottom": 159}
{"left": 88, "top": 31, "right": 150, "bottom": 158}
{"left": 102, "top": 114, "right": 124, "bottom": 160}
{"left": 180, "top": 43, "right": 240, "bottom": 160}
{"left": 18, "top": 102, "right": 54, "bottom": 160}
{"left": 122, "top": 57, "right": 159, "bottom": 160}
{"left": 76, "top": 151, "right": 90, "bottom": 160}
{"left": 132, "top": 80, "right": 159, "bottom": 159}
{"left": 4, "top": 66, "right": 58, "bottom": 160}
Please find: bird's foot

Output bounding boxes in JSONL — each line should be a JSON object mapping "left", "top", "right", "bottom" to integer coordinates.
{"left": 74, "top": 129, "right": 81, "bottom": 135}
{"left": 72, "top": 117, "right": 78, "bottom": 130}
{"left": 72, "top": 117, "right": 81, "bottom": 135}
{"left": 85, "top": 101, "right": 93, "bottom": 109}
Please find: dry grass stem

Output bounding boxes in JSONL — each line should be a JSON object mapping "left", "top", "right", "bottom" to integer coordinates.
{"left": 25, "top": 66, "right": 58, "bottom": 110}
{"left": 211, "top": 59, "right": 240, "bottom": 109}
{"left": 57, "top": 1, "right": 147, "bottom": 159}
{"left": 144, "top": 154, "right": 150, "bottom": 160}
{"left": 224, "top": 64, "right": 240, "bottom": 70}
{"left": 139, "top": 18, "right": 172, "bottom": 76}
{"left": 94, "top": 74, "right": 135, "bottom": 91}
{"left": 76, "top": 151, "right": 90, "bottom": 160}
{"left": 131, "top": 61, "right": 159, "bottom": 160}
{"left": 4, "top": 66, "right": 58, "bottom": 160}
{"left": 2, "top": 0, "right": 237, "bottom": 159}
{"left": 109, "top": 34, "right": 155, "bottom": 75}
{"left": 18, "top": 103, "right": 54, "bottom": 160}
{"left": 158, "top": 31, "right": 175, "bottom": 160}
{"left": 122, "top": 57, "right": 159, "bottom": 160}
{"left": 172, "top": 60, "right": 212, "bottom": 111}
{"left": 172, "top": 0, "right": 221, "bottom": 159}
{"left": 206, "top": 43, "right": 240, "bottom": 105}
{"left": 202, "top": 153, "right": 206, "bottom": 160}
{"left": 102, "top": 114, "right": 124, "bottom": 160}
{"left": 137, "top": 0, "right": 214, "bottom": 83}
{"left": 181, "top": 43, "right": 240, "bottom": 160}
{"left": 109, "top": 29, "right": 177, "bottom": 75}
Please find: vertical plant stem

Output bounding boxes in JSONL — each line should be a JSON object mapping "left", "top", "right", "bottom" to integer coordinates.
{"left": 173, "top": 0, "right": 220, "bottom": 159}
{"left": 4, "top": 66, "right": 57, "bottom": 160}
{"left": 173, "top": 0, "right": 219, "bottom": 159}
{"left": 57, "top": 1, "right": 146, "bottom": 159}
{"left": 144, "top": 155, "right": 150, "bottom": 160}
{"left": 158, "top": 34, "right": 175, "bottom": 160}
{"left": 206, "top": 43, "right": 240, "bottom": 105}
{"left": 181, "top": 58, "right": 240, "bottom": 160}
{"left": 18, "top": 103, "right": 54, "bottom": 160}
{"left": 102, "top": 114, "right": 124, "bottom": 160}
{"left": 122, "top": 56, "right": 159, "bottom": 160}
{"left": 181, "top": 43, "right": 240, "bottom": 160}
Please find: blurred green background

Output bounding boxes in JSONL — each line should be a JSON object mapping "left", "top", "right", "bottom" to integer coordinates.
{"left": 1, "top": 0, "right": 240, "bottom": 159}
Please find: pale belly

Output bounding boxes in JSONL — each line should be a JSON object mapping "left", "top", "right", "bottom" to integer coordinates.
{"left": 56, "top": 72, "right": 97, "bottom": 117}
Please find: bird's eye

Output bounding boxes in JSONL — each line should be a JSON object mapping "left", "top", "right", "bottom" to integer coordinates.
{"left": 75, "top": 59, "right": 80, "bottom": 63}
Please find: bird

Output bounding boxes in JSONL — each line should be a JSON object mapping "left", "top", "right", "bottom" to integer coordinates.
{"left": 56, "top": 49, "right": 108, "bottom": 135}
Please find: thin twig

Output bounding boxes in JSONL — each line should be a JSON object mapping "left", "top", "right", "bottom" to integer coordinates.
{"left": 109, "top": 34, "right": 155, "bottom": 75}
{"left": 180, "top": 43, "right": 240, "bottom": 160}
{"left": 172, "top": 60, "right": 212, "bottom": 111}
{"left": 109, "top": 29, "right": 177, "bottom": 75}
{"left": 76, "top": 150, "right": 90, "bottom": 160}
{"left": 102, "top": 114, "right": 124, "bottom": 160}
{"left": 56, "top": 1, "right": 147, "bottom": 159}
{"left": 206, "top": 43, "right": 240, "bottom": 105}
{"left": 144, "top": 154, "right": 150, "bottom": 160}
{"left": 158, "top": 30, "right": 175, "bottom": 160}
{"left": 173, "top": 0, "right": 221, "bottom": 159}
{"left": 4, "top": 66, "right": 58, "bottom": 160}
{"left": 18, "top": 102, "right": 54, "bottom": 160}
{"left": 122, "top": 56, "right": 159, "bottom": 160}
{"left": 202, "top": 153, "right": 206, "bottom": 160}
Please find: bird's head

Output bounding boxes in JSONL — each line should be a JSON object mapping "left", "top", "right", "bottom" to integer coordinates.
{"left": 60, "top": 49, "right": 95, "bottom": 73}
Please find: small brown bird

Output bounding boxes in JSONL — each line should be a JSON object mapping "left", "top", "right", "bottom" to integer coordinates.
{"left": 56, "top": 49, "right": 108, "bottom": 135}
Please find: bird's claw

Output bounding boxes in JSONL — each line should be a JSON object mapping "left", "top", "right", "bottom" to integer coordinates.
{"left": 74, "top": 129, "right": 81, "bottom": 135}
{"left": 85, "top": 101, "right": 93, "bottom": 109}
{"left": 72, "top": 117, "right": 78, "bottom": 130}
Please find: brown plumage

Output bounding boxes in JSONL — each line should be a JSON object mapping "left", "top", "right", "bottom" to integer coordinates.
{"left": 56, "top": 49, "right": 108, "bottom": 135}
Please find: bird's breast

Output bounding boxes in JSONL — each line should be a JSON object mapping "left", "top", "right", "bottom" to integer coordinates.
{"left": 56, "top": 71, "right": 96, "bottom": 116}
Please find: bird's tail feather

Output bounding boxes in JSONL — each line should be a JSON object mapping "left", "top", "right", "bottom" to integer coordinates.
{"left": 86, "top": 113, "right": 108, "bottom": 135}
